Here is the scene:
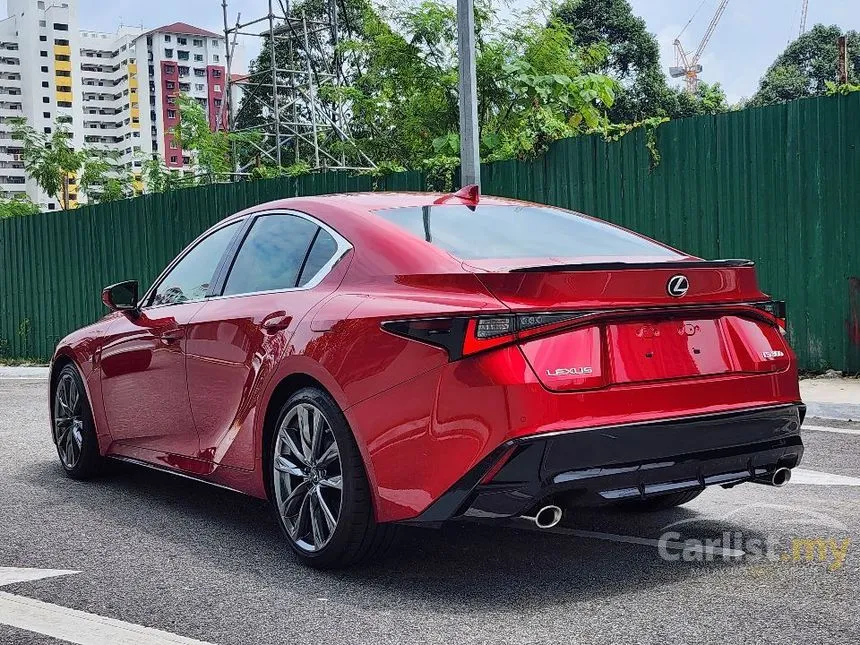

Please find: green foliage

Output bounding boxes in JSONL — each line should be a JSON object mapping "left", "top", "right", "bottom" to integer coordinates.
{"left": 141, "top": 154, "right": 188, "bottom": 194}
{"left": 825, "top": 80, "right": 860, "bottom": 96}
{"left": 0, "top": 195, "right": 39, "bottom": 219}
{"left": 750, "top": 25, "right": 860, "bottom": 107}
{"left": 12, "top": 116, "right": 136, "bottom": 207}
{"left": 12, "top": 117, "right": 85, "bottom": 210}
{"left": 554, "top": 0, "right": 728, "bottom": 121}
{"left": 79, "top": 150, "right": 135, "bottom": 204}
{"left": 172, "top": 95, "right": 232, "bottom": 181}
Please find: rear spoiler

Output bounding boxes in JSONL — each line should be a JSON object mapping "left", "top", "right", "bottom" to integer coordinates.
{"left": 509, "top": 259, "right": 755, "bottom": 273}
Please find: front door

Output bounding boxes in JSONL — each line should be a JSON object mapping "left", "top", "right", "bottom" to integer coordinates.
{"left": 99, "top": 219, "right": 243, "bottom": 457}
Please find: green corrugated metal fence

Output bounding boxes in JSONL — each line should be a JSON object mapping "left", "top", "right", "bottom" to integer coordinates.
{"left": 1, "top": 95, "right": 858, "bottom": 370}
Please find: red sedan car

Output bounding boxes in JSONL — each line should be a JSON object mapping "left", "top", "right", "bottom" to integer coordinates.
{"left": 50, "top": 188, "right": 804, "bottom": 567}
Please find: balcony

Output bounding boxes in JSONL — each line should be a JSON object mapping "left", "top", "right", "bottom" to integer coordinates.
{"left": 55, "top": 59, "right": 72, "bottom": 72}
{"left": 55, "top": 90, "right": 74, "bottom": 103}
{"left": 54, "top": 44, "right": 72, "bottom": 56}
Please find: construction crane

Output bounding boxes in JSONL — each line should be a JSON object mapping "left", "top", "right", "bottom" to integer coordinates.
{"left": 670, "top": 0, "right": 731, "bottom": 94}
{"left": 799, "top": 0, "right": 809, "bottom": 36}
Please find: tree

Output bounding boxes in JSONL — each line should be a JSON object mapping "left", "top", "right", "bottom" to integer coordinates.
{"left": 78, "top": 150, "right": 135, "bottom": 204}
{"left": 0, "top": 195, "right": 39, "bottom": 219}
{"left": 750, "top": 25, "right": 860, "bottom": 107}
{"left": 12, "top": 117, "right": 134, "bottom": 207}
{"left": 11, "top": 117, "right": 84, "bottom": 210}
{"left": 337, "top": 0, "right": 618, "bottom": 168}
{"left": 172, "top": 94, "right": 257, "bottom": 183}
{"left": 554, "top": 0, "right": 728, "bottom": 121}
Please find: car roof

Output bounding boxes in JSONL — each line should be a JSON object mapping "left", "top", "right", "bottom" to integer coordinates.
{"left": 226, "top": 191, "right": 525, "bottom": 219}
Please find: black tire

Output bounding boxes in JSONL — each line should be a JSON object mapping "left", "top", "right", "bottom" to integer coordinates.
{"left": 52, "top": 363, "right": 104, "bottom": 480}
{"left": 268, "top": 386, "right": 399, "bottom": 568}
{"left": 617, "top": 489, "right": 703, "bottom": 512}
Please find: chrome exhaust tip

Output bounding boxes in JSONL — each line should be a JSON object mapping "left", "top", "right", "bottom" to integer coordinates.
{"left": 751, "top": 466, "right": 792, "bottom": 487}
{"left": 522, "top": 504, "right": 563, "bottom": 529}
{"left": 771, "top": 466, "right": 791, "bottom": 487}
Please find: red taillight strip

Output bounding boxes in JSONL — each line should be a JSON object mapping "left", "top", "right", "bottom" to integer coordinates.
{"left": 381, "top": 300, "right": 788, "bottom": 361}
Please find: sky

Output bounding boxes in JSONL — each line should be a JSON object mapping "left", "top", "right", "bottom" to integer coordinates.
{"left": 4, "top": 0, "right": 858, "bottom": 103}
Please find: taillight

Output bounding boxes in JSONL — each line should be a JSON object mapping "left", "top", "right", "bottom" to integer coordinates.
{"left": 382, "top": 312, "right": 591, "bottom": 360}
{"left": 752, "top": 300, "right": 787, "bottom": 335}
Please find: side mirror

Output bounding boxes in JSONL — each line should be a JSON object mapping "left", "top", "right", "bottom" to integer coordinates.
{"left": 102, "top": 280, "right": 139, "bottom": 313}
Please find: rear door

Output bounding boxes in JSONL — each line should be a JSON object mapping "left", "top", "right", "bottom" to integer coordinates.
{"left": 185, "top": 212, "right": 349, "bottom": 468}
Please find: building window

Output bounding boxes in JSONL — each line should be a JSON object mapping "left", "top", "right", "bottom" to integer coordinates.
{"left": 213, "top": 54, "right": 219, "bottom": 62}
{"left": 212, "top": 69, "right": 222, "bottom": 78}
{"left": 53, "top": 23, "right": 69, "bottom": 31}
{"left": 178, "top": 66, "right": 189, "bottom": 76}
{"left": 44, "top": 127, "right": 51, "bottom": 133}
{"left": 212, "top": 39, "right": 218, "bottom": 46}
{"left": 193, "top": 39, "right": 203, "bottom": 47}
{"left": 42, "top": 97, "right": 49, "bottom": 103}
{"left": 177, "top": 50, "right": 189, "bottom": 61}
{"left": 40, "top": 66, "right": 48, "bottom": 72}
{"left": 166, "top": 81, "right": 175, "bottom": 89}
{"left": 39, "top": 35, "right": 47, "bottom": 42}
{"left": 195, "top": 83, "right": 204, "bottom": 91}
{"left": 170, "top": 155, "right": 177, "bottom": 163}
{"left": 38, "top": 1, "right": 45, "bottom": 7}
{"left": 167, "top": 109, "right": 176, "bottom": 119}
{"left": 177, "top": 37, "right": 187, "bottom": 45}
{"left": 164, "top": 35, "right": 171, "bottom": 42}
{"left": 39, "top": 20, "right": 46, "bottom": 27}
{"left": 54, "top": 39, "right": 69, "bottom": 46}
{"left": 40, "top": 51, "right": 48, "bottom": 57}
{"left": 194, "top": 68, "right": 205, "bottom": 77}
{"left": 43, "top": 111, "right": 50, "bottom": 118}
{"left": 164, "top": 65, "right": 175, "bottom": 74}
{"left": 194, "top": 53, "right": 203, "bottom": 62}
{"left": 213, "top": 84, "right": 221, "bottom": 92}
{"left": 164, "top": 48, "right": 173, "bottom": 58}
{"left": 170, "top": 140, "right": 177, "bottom": 149}
{"left": 166, "top": 96, "right": 175, "bottom": 104}
{"left": 41, "top": 81, "right": 49, "bottom": 88}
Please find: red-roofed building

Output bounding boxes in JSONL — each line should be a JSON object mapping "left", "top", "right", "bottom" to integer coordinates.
{"left": 140, "top": 22, "right": 228, "bottom": 171}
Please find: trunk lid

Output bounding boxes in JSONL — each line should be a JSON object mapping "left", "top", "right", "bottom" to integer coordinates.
{"left": 468, "top": 260, "right": 790, "bottom": 391}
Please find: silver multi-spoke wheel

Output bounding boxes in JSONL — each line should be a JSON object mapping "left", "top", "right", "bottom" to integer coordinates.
{"left": 53, "top": 372, "right": 85, "bottom": 469}
{"left": 273, "top": 402, "right": 343, "bottom": 552}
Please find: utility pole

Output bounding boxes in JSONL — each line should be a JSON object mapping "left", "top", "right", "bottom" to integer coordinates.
{"left": 456, "top": 0, "right": 480, "bottom": 189}
{"left": 837, "top": 35, "right": 849, "bottom": 85}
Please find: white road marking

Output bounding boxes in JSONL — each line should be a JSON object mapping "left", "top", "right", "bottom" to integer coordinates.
{"left": 789, "top": 469, "right": 860, "bottom": 486}
{"left": 803, "top": 424, "right": 860, "bottom": 436}
{"left": 0, "top": 567, "right": 215, "bottom": 645}
{"left": 0, "top": 568, "right": 78, "bottom": 586}
{"left": 0, "top": 377, "right": 49, "bottom": 381}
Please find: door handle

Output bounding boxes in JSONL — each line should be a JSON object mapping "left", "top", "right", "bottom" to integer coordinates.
{"left": 158, "top": 328, "right": 185, "bottom": 343}
{"left": 261, "top": 312, "right": 292, "bottom": 334}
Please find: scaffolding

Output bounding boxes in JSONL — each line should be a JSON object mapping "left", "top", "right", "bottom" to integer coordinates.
{"left": 220, "top": 0, "right": 374, "bottom": 173}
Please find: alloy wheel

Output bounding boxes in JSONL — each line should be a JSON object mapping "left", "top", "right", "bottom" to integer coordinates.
{"left": 53, "top": 372, "right": 85, "bottom": 469}
{"left": 273, "top": 402, "right": 343, "bottom": 552}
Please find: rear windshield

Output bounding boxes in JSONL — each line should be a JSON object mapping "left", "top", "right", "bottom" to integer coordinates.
{"left": 373, "top": 204, "right": 681, "bottom": 261}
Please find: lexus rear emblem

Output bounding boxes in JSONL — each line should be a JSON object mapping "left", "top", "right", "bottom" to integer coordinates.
{"left": 667, "top": 275, "right": 689, "bottom": 297}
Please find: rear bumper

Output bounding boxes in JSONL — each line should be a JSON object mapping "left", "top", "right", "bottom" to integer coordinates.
{"left": 408, "top": 403, "right": 805, "bottom": 525}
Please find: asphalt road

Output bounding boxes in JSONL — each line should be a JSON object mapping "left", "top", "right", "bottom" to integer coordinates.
{"left": 1, "top": 377, "right": 859, "bottom": 645}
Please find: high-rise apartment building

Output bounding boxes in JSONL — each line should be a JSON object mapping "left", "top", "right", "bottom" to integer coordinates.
{"left": 0, "top": 1, "right": 226, "bottom": 210}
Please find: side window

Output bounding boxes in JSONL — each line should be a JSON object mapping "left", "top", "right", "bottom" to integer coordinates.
{"left": 297, "top": 229, "right": 338, "bottom": 287}
{"left": 149, "top": 222, "right": 240, "bottom": 307}
{"left": 222, "top": 214, "right": 318, "bottom": 296}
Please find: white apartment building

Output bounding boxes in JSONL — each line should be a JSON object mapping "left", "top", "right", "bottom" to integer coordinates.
{"left": 0, "top": 0, "right": 227, "bottom": 210}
